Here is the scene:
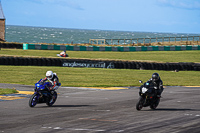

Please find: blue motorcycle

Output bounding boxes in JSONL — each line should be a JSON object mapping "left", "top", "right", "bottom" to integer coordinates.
{"left": 29, "top": 79, "right": 58, "bottom": 107}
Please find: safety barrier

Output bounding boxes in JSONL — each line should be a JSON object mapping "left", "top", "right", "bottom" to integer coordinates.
{"left": 0, "top": 43, "right": 199, "bottom": 51}
{"left": 0, "top": 56, "right": 200, "bottom": 71}
{"left": 0, "top": 42, "right": 23, "bottom": 49}
{"left": 23, "top": 44, "right": 200, "bottom": 51}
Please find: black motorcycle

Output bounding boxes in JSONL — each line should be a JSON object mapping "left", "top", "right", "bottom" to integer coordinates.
{"left": 136, "top": 80, "right": 160, "bottom": 110}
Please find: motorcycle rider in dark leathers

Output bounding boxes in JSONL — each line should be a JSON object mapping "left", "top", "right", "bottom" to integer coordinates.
{"left": 139, "top": 73, "right": 164, "bottom": 97}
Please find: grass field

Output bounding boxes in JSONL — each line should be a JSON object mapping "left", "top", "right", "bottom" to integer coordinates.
{"left": 0, "top": 49, "right": 200, "bottom": 63}
{"left": 0, "top": 49, "right": 200, "bottom": 87}
{"left": 0, "top": 66, "right": 199, "bottom": 87}
{"left": 0, "top": 88, "right": 18, "bottom": 95}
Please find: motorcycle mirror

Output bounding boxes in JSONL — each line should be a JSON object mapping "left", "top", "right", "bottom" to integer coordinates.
{"left": 139, "top": 80, "right": 143, "bottom": 83}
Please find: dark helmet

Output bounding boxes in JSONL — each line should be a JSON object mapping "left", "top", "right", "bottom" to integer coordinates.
{"left": 152, "top": 73, "right": 160, "bottom": 82}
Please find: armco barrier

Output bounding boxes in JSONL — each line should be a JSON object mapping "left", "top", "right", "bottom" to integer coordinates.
{"left": 0, "top": 56, "right": 200, "bottom": 71}
{"left": 23, "top": 44, "right": 200, "bottom": 52}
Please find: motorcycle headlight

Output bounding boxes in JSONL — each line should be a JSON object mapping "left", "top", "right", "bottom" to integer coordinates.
{"left": 142, "top": 87, "right": 148, "bottom": 93}
{"left": 36, "top": 84, "right": 40, "bottom": 90}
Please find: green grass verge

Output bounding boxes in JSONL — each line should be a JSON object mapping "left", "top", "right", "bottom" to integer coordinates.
{"left": 0, "top": 88, "right": 18, "bottom": 95}
{"left": 0, "top": 66, "right": 199, "bottom": 87}
{"left": 0, "top": 49, "right": 200, "bottom": 87}
{"left": 1, "top": 49, "right": 200, "bottom": 63}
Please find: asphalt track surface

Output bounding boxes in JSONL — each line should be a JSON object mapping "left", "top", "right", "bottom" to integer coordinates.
{"left": 0, "top": 83, "right": 200, "bottom": 133}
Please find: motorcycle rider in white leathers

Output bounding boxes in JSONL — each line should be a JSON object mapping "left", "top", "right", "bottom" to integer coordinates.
{"left": 39, "top": 71, "right": 60, "bottom": 102}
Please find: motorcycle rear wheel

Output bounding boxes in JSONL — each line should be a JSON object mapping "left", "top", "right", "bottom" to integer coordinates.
{"left": 29, "top": 93, "right": 38, "bottom": 107}
{"left": 46, "top": 91, "right": 57, "bottom": 107}
{"left": 150, "top": 98, "right": 160, "bottom": 110}
{"left": 136, "top": 96, "right": 144, "bottom": 111}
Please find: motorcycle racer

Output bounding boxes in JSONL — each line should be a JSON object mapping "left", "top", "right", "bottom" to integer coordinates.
{"left": 39, "top": 70, "right": 60, "bottom": 98}
{"left": 140, "top": 73, "right": 164, "bottom": 97}
{"left": 57, "top": 50, "right": 68, "bottom": 57}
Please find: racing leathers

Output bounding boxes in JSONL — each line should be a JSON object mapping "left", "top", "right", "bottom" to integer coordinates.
{"left": 40, "top": 73, "right": 60, "bottom": 91}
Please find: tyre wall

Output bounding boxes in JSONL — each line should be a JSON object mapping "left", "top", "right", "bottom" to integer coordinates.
{"left": 0, "top": 42, "right": 23, "bottom": 49}
{"left": 0, "top": 56, "right": 199, "bottom": 71}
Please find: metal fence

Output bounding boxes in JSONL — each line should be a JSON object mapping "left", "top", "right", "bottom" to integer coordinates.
{"left": 89, "top": 36, "right": 200, "bottom": 45}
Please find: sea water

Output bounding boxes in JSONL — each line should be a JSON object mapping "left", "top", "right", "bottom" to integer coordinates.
{"left": 5, "top": 25, "right": 199, "bottom": 44}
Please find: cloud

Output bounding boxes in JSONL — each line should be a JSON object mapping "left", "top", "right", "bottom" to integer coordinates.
{"left": 34, "top": 0, "right": 84, "bottom": 10}
{"left": 157, "top": 0, "right": 200, "bottom": 10}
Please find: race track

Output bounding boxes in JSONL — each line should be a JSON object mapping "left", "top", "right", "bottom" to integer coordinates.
{"left": 0, "top": 83, "right": 200, "bottom": 133}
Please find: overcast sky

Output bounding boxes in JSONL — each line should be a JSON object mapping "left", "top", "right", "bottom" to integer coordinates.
{"left": 1, "top": 0, "right": 200, "bottom": 33}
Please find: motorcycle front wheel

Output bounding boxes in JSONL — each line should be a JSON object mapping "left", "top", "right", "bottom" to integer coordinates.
{"left": 29, "top": 93, "right": 38, "bottom": 107}
{"left": 136, "top": 96, "right": 144, "bottom": 111}
{"left": 46, "top": 91, "right": 57, "bottom": 107}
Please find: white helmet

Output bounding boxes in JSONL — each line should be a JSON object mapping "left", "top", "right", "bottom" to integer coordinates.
{"left": 46, "top": 71, "right": 53, "bottom": 80}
